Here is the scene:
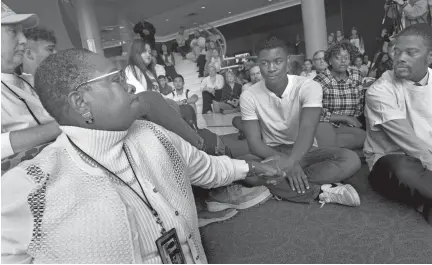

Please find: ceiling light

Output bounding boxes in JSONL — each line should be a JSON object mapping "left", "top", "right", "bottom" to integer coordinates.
{"left": 201, "top": 6, "right": 205, "bottom": 9}
{"left": 228, "top": 11, "right": 232, "bottom": 14}
{"left": 194, "top": 22, "right": 197, "bottom": 25}
{"left": 165, "top": 19, "right": 169, "bottom": 21}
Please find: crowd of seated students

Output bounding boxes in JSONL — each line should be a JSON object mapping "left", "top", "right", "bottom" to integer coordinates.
{"left": 1, "top": 1, "right": 432, "bottom": 263}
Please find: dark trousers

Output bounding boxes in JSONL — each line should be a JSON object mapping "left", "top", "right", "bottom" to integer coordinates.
{"left": 369, "top": 154, "right": 432, "bottom": 220}
{"left": 202, "top": 91, "right": 215, "bottom": 114}
{"left": 197, "top": 54, "right": 206, "bottom": 77}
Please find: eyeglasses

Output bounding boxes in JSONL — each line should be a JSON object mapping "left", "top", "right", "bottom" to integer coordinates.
{"left": 73, "top": 69, "right": 126, "bottom": 91}
{"left": 313, "top": 57, "right": 325, "bottom": 62}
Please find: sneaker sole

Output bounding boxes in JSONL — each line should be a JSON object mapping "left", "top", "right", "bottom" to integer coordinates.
{"left": 343, "top": 184, "right": 361, "bottom": 207}
{"left": 206, "top": 189, "right": 272, "bottom": 212}
{"left": 198, "top": 209, "right": 239, "bottom": 227}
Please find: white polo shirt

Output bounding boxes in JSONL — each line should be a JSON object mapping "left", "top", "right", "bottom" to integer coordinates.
{"left": 1, "top": 73, "right": 55, "bottom": 159}
{"left": 240, "top": 74, "right": 323, "bottom": 147}
{"left": 165, "top": 89, "right": 196, "bottom": 102}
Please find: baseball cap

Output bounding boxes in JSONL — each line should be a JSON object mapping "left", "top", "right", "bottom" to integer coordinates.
{"left": 1, "top": 2, "right": 38, "bottom": 29}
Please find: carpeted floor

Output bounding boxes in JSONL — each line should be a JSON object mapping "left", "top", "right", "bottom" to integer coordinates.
{"left": 199, "top": 134, "right": 432, "bottom": 263}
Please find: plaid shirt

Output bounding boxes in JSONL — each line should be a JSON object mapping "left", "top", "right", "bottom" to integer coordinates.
{"left": 313, "top": 68, "right": 365, "bottom": 123}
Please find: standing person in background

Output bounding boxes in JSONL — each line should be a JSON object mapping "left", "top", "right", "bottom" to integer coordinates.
{"left": 160, "top": 43, "right": 178, "bottom": 81}
{"left": 312, "top": 50, "right": 328, "bottom": 74}
{"left": 200, "top": 41, "right": 216, "bottom": 77}
{"left": 300, "top": 59, "right": 317, "bottom": 79}
{"left": 314, "top": 42, "right": 366, "bottom": 150}
{"left": 125, "top": 39, "right": 160, "bottom": 93}
{"left": 200, "top": 65, "right": 224, "bottom": 114}
{"left": 1, "top": 3, "right": 61, "bottom": 160}
{"left": 385, "top": 0, "right": 429, "bottom": 27}
{"left": 188, "top": 30, "right": 206, "bottom": 62}
{"left": 176, "top": 26, "right": 189, "bottom": 59}
{"left": 350, "top": 26, "right": 365, "bottom": 54}
{"left": 294, "top": 34, "right": 306, "bottom": 55}
{"left": 133, "top": 20, "right": 156, "bottom": 48}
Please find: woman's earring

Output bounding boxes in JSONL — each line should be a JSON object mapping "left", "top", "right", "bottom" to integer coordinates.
{"left": 82, "top": 112, "right": 94, "bottom": 124}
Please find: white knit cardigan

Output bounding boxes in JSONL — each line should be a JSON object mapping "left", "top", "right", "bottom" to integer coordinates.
{"left": 1, "top": 121, "right": 248, "bottom": 263}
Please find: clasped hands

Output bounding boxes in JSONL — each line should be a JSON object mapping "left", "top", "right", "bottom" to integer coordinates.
{"left": 243, "top": 155, "right": 309, "bottom": 194}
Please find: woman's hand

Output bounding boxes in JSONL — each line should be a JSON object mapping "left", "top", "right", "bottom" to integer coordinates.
{"left": 243, "top": 160, "right": 286, "bottom": 187}
{"left": 343, "top": 116, "right": 362, "bottom": 127}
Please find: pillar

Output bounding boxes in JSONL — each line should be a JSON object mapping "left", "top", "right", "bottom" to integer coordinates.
{"left": 118, "top": 7, "right": 134, "bottom": 56}
{"left": 75, "top": 0, "right": 103, "bottom": 54}
{"left": 301, "top": 0, "right": 328, "bottom": 58}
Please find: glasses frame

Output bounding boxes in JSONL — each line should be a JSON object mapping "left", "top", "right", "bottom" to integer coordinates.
{"left": 73, "top": 70, "right": 123, "bottom": 91}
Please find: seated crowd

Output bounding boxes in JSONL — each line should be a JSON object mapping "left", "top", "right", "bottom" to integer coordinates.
{"left": 1, "top": 2, "right": 432, "bottom": 263}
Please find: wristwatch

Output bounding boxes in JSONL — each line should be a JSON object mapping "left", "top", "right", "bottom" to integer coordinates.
{"left": 247, "top": 161, "right": 256, "bottom": 176}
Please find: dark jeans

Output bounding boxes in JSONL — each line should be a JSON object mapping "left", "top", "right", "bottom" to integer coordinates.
{"left": 202, "top": 91, "right": 216, "bottom": 114}
{"left": 369, "top": 154, "right": 432, "bottom": 211}
{"left": 197, "top": 54, "right": 206, "bottom": 77}
{"left": 242, "top": 145, "right": 361, "bottom": 203}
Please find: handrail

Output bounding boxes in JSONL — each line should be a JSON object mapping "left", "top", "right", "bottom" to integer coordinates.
{"left": 223, "top": 55, "right": 258, "bottom": 61}
{"left": 196, "top": 23, "right": 227, "bottom": 60}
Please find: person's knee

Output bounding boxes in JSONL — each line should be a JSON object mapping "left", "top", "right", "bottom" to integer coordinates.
{"left": 232, "top": 116, "right": 242, "bottom": 129}
{"left": 372, "top": 154, "right": 421, "bottom": 182}
{"left": 315, "top": 122, "right": 337, "bottom": 147}
{"left": 334, "top": 148, "right": 362, "bottom": 176}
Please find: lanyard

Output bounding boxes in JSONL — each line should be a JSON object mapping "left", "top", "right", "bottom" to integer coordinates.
{"left": 1, "top": 75, "right": 41, "bottom": 125}
{"left": 67, "top": 137, "right": 167, "bottom": 235}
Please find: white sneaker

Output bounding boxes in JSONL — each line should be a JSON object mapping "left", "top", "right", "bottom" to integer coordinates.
{"left": 319, "top": 183, "right": 361, "bottom": 207}
{"left": 206, "top": 185, "right": 272, "bottom": 212}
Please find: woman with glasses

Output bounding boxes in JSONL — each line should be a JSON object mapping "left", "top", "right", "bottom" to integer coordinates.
{"left": 1, "top": 48, "right": 284, "bottom": 263}
{"left": 213, "top": 70, "right": 242, "bottom": 114}
{"left": 125, "top": 39, "right": 160, "bottom": 93}
{"left": 313, "top": 42, "right": 366, "bottom": 150}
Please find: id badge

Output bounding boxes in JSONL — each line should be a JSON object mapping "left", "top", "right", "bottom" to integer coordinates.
{"left": 156, "top": 228, "right": 186, "bottom": 264}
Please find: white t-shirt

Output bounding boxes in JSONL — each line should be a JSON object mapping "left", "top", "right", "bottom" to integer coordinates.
{"left": 240, "top": 74, "right": 323, "bottom": 147}
{"left": 200, "top": 74, "right": 224, "bottom": 94}
{"left": 165, "top": 89, "right": 197, "bottom": 102}
{"left": 125, "top": 65, "right": 160, "bottom": 93}
{"left": 1, "top": 73, "right": 55, "bottom": 159}
{"left": 364, "top": 69, "right": 432, "bottom": 169}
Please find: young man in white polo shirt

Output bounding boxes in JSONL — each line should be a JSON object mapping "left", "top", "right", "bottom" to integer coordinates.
{"left": 364, "top": 24, "right": 432, "bottom": 225}
{"left": 240, "top": 37, "right": 362, "bottom": 207}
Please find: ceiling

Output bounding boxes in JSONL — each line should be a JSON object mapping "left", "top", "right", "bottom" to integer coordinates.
{"left": 87, "top": 0, "right": 300, "bottom": 47}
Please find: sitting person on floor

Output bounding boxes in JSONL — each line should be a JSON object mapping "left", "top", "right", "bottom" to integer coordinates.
{"left": 157, "top": 75, "right": 174, "bottom": 97}
{"left": 241, "top": 63, "right": 262, "bottom": 92}
{"left": 364, "top": 24, "right": 432, "bottom": 225}
{"left": 234, "top": 64, "right": 263, "bottom": 139}
{"left": 125, "top": 39, "right": 160, "bottom": 93}
{"left": 200, "top": 65, "right": 224, "bottom": 114}
{"left": 204, "top": 48, "right": 222, "bottom": 75}
{"left": 300, "top": 59, "right": 317, "bottom": 79}
{"left": 166, "top": 75, "right": 198, "bottom": 108}
{"left": 1, "top": 6, "right": 60, "bottom": 161}
{"left": 313, "top": 42, "right": 366, "bottom": 150}
{"left": 213, "top": 69, "right": 242, "bottom": 114}
{"left": 1, "top": 48, "right": 285, "bottom": 263}
{"left": 159, "top": 43, "right": 178, "bottom": 81}
{"left": 312, "top": 50, "right": 328, "bottom": 74}
{"left": 239, "top": 36, "right": 362, "bottom": 207}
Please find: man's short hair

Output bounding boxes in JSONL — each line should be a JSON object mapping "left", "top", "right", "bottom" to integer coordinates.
{"left": 397, "top": 23, "right": 432, "bottom": 50}
{"left": 173, "top": 74, "right": 184, "bottom": 82}
{"left": 157, "top": 75, "right": 166, "bottom": 80}
{"left": 34, "top": 48, "right": 96, "bottom": 122}
{"left": 23, "top": 26, "right": 57, "bottom": 45}
{"left": 255, "top": 36, "right": 289, "bottom": 56}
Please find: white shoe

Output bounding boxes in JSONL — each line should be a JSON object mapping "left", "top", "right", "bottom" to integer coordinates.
{"left": 198, "top": 208, "right": 238, "bottom": 227}
{"left": 319, "top": 183, "right": 361, "bottom": 207}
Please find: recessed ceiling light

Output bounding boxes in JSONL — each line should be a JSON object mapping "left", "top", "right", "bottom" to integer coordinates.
{"left": 228, "top": 11, "right": 232, "bottom": 14}
{"left": 194, "top": 22, "right": 197, "bottom": 25}
{"left": 165, "top": 19, "right": 169, "bottom": 21}
{"left": 201, "top": 6, "right": 205, "bottom": 9}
